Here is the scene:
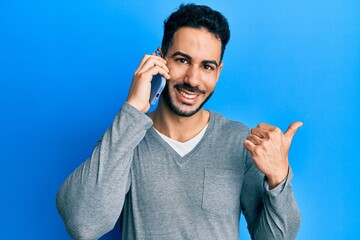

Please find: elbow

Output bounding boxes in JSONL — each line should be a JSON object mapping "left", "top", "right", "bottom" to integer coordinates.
{"left": 290, "top": 209, "right": 302, "bottom": 239}
{"left": 252, "top": 210, "right": 302, "bottom": 240}
{"left": 277, "top": 209, "right": 302, "bottom": 240}
{"left": 61, "top": 212, "right": 116, "bottom": 240}
{"left": 279, "top": 211, "right": 302, "bottom": 240}
{"left": 56, "top": 191, "right": 115, "bottom": 240}
{"left": 65, "top": 221, "right": 110, "bottom": 240}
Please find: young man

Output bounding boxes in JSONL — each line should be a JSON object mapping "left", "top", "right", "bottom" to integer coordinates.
{"left": 57, "top": 4, "right": 301, "bottom": 240}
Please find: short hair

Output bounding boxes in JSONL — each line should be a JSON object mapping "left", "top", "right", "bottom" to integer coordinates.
{"left": 161, "top": 4, "right": 230, "bottom": 61}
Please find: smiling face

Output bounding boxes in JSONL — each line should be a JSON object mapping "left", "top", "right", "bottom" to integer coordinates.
{"left": 161, "top": 27, "right": 223, "bottom": 117}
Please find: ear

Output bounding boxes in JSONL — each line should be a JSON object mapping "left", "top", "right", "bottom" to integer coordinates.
{"left": 157, "top": 47, "right": 164, "bottom": 57}
{"left": 216, "top": 62, "right": 224, "bottom": 82}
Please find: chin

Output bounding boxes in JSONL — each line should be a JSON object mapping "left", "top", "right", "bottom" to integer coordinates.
{"left": 174, "top": 105, "right": 202, "bottom": 117}
{"left": 162, "top": 86, "right": 214, "bottom": 118}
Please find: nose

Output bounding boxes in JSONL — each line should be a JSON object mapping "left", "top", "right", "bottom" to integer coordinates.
{"left": 184, "top": 64, "right": 200, "bottom": 87}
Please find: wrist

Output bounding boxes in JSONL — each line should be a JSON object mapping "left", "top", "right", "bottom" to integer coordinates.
{"left": 266, "top": 167, "right": 289, "bottom": 190}
{"left": 126, "top": 99, "right": 149, "bottom": 113}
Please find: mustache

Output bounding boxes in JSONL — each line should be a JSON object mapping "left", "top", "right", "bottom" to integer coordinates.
{"left": 175, "top": 83, "right": 206, "bottom": 94}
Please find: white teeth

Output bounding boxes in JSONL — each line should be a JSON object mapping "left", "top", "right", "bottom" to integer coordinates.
{"left": 180, "top": 90, "right": 196, "bottom": 99}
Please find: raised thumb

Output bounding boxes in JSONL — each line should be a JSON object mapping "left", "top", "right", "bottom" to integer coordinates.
{"left": 284, "top": 121, "right": 303, "bottom": 141}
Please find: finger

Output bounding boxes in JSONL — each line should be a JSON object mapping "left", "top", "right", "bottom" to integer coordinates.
{"left": 144, "top": 65, "right": 171, "bottom": 80}
{"left": 152, "top": 51, "right": 167, "bottom": 64}
{"left": 136, "top": 54, "right": 167, "bottom": 74}
{"left": 258, "top": 122, "right": 276, "bottom": 131}
{"left": 251, "top": 128, "right": 266, "bottom": 139}
{"left": 156, "top": 67, "right": 171, "bottom": 80}
{"left": 243, "top": 139, "right": 256, "bottom": 153}
{"left": 136, "top": 55, "right": 153, "bottom": 71}
{"left": 284, "top": 121, "right": 303, "bottom": 141}
{"left": 258, "top": 123, "right": 285, "bottom": 141}
{"left": 247, "top": 134, "right": 263, "bottom": 145}
{"left": 138, "top": 58, "right": 169, "bottom": 76}
{"left": 140, "top": 56, "right": 168, "bottom": 72}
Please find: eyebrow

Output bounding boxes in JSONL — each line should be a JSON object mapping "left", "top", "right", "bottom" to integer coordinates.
{"left": 170, "top": 51, "right": 219, "bottom": 68}
{"left": 203, "top": 60, "right": 219, "bottom": 68}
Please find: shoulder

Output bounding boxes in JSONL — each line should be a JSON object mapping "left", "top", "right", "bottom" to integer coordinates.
{"left": 209, "top": 111, "right": 249, "bottom": 139}
{"left": 206, "top": 111, "right": 250, "bottom": 169}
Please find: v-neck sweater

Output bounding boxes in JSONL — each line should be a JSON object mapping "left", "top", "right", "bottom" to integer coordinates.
{"left": 153, "top": 123, "right": 208, "bottom": 157}
{"left": 57, "top": 102, "right": 301, "bottom": 240}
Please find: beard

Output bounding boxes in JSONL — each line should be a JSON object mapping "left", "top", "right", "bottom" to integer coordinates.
{"left": 161, "top": 82, "right": 214, "bottom": 117}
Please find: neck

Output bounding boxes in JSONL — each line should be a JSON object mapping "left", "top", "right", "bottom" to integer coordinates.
{"left": 148, "top": 100, "right": 210, "bottom": 142}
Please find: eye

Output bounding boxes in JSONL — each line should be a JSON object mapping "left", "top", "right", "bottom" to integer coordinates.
{"left": 202, "top": 64, "right": 215, "bottom": 71}
{"left": 176, "top": 58, "right": 189, "bottom": 64}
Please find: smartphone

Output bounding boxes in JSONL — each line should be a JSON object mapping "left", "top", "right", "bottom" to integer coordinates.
{"left": 149, "top": 50, "right": 166, "bottom": 105}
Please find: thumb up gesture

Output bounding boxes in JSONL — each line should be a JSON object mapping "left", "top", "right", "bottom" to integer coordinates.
{"left": 244, "top": 122, "right": 303, "bottom": 189}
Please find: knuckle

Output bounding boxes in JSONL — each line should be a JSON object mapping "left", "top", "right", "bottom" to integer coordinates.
{"left": 268, "top": 131, "right": 276, "bottom": 139}
{"left": 263, "top": 140, "right": 271, "bottom": 149}
{"left": 138, "top": 71, "right": 151, "bottom": 80}
{"left": 274, "top": 127, "right": 281, "bottom": 134}
{"left": 254, "top": 147, "right": 262, "bottom": 156}
{"left": 137, "top": 71, "right": 145, "bottom": 78}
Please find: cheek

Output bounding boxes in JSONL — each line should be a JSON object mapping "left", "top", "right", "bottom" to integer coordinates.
{"left": 203, "top": 73, "right": 218, "bottom": 89}
{"left": 167, "top": 63, "right": 188, "bottom": 79}
{"left": 206, "top": 82, "right": 217, "bottom": 93}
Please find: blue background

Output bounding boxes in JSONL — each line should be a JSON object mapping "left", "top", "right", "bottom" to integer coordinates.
{"left": 1, "top": 0, "right": 359, "bottom": 239}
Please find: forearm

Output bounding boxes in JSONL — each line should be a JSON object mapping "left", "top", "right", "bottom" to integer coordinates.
{"left": 250, "top": 169, "right": 301, "bottom": 240}
{"left": 56, "top": 102, "right": 152, "bottom": 239}
{"left": 244, "top": 166, "right": 301, "bottom": 240}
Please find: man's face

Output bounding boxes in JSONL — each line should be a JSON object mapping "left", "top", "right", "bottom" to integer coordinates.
{"left": 162, "top": 27, "right": 223, "bottom": 117}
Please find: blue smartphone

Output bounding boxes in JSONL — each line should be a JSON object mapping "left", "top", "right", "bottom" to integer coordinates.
{"left": 149, "top": 50, "right": 166, "bottom": 105}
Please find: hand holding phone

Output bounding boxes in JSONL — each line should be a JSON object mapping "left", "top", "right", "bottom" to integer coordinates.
{"left": 149, "top": 50, "right": 166, "bottom": 105}
{"left": 127, "top": 50, "right": 169, "bottom": 113}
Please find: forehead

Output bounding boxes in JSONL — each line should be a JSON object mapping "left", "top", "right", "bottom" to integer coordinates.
{"left": 169, "top": 27, "right": 222, "bottom": 62}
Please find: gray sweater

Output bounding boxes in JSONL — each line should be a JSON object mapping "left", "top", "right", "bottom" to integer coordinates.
{"left": 56, "top": 103, "right": 301, "bottom": 240}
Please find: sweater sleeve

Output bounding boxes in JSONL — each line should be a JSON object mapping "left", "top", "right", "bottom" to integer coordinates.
{"left": 56, "top": 102, "right": 153, "bottom": 240}
{"left": 240, "top": 150, "right": 301, "bottom": 240}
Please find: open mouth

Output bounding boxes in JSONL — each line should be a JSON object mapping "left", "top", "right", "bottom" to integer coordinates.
{"left": 179, "top": 89, "right": 197, "bottom": 99}
{"left": 173, "top": 83, "right": 206, "bottom": 105}
{"left": 175, "top": 87, "right": 200, "bottom": 105}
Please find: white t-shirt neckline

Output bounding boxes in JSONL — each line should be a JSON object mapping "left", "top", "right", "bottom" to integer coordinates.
{"left": 153, "top": 124, "right": 209, "bottom": 157}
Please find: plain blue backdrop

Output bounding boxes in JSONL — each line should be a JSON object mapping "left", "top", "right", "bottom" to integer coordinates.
{"left": 1, "top": 0, "right": 359, "bottom": 239}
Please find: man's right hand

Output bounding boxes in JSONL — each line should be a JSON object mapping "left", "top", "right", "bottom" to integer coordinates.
{"left": 126, "top": 51, "right": 171, "bottom": 113}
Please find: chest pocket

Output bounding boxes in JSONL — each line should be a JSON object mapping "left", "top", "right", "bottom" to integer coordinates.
{"left": 202, "top": 168, "right": 243, "bottom": 215}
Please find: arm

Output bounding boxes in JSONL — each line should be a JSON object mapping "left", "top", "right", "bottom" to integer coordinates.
{"left": 241, "top": 151, "right": 301, "bottom": 239}
{"left": 242, "top": 122, "right": 303, "bottom": 239}
{"left": 56, "top": 103, "right": 152, "bottom": 240}
{"left": 56, "top": 50, "right": 170, "bottom": 239}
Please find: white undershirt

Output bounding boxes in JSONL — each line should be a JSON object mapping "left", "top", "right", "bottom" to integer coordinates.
{"left": 153, "top": 124, "right": 209, "bottom": 157}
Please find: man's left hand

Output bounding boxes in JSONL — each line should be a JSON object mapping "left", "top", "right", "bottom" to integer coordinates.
{"left": 244, "top": 122, "right": 303, "bottom": 189}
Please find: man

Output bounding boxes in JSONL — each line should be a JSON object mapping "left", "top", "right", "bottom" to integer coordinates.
{"left": 57, "top": 4, "right": 301, "bottom": 240}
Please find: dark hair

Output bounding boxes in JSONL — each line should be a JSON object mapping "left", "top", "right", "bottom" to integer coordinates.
{"left": 161, "top": 4, "right": 230, "bottom": 61}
